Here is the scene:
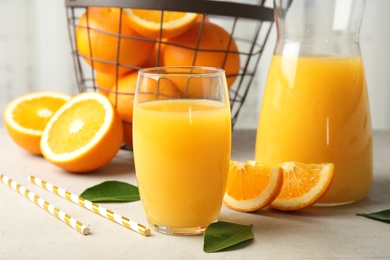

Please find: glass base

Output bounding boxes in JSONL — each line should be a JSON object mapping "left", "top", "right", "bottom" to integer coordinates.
{"left": 149, "top": 221, "right": 208, "bottom": 236}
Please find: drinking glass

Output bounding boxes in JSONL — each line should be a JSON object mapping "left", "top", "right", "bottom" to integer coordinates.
{"left": 133, "top": 66, "right": 231, "bottom": 235}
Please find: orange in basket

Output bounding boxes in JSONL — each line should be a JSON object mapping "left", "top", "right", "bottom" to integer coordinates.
{"left": 123, "top": 9, "right": 199, "bottom": 39}
{"left": 163, "top": 20, "right": 240, "bottom": 87}
{"left": 142, "top": 42, "right": 166, "bottom": 68}
{"left": 107, "top": 71, "right": 181, "bottom": 146}
{"left": 95, "top": 71, "right": 120, "bottom": 96}
{"left": 76, "top": 7, "right": 154, "bottom": 76}
{"left": 107, "top": 71, "right": 139, "bottom": 124}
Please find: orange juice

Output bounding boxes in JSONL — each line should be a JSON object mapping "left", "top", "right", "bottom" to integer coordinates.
{"left": 255, "top": 55, "right": 372, "bottom": 205}
{"left": 133, "top": 99, "right": 231, "bottom": 228}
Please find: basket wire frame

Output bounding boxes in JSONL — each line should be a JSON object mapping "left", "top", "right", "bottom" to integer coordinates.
{"left": 65, "top": 0, "right": 274, "bottom": 129}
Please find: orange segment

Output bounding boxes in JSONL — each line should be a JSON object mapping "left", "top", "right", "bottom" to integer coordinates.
{"left": 3, "top": 91, "right": 71, "bottom": 155}
{"left": 123, "top": 9, "right": 199, "bottom": 39}
{"left": 270, "top": 162, "right": 335, "bottom": 211}
{"left": 223, "top": 160, "right": 283, "bottom": 212}
{"left": 40, "top": 92, "right": 123, "bottom": 173}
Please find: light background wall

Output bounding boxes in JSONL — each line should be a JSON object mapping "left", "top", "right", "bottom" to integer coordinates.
{"left": 1, "top": 0, "right": 389, "bottom": 130}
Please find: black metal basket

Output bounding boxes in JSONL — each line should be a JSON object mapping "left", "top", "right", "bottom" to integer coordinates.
{"left": 65, "top": 0, "right": 274, "bottom": 131}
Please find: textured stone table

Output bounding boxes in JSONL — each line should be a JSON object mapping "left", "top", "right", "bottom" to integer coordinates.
{"left": 1, "top": 127, "right": 389, "bottom": 259}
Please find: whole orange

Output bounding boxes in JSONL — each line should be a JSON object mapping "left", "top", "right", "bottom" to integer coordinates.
{"left": 162, "top": 20, "right": 240, "bottom": 87}
{"left": 142, "top": 42, "right": 166, "bottom": 68}
{"left": 108, "top": 71, "right": 181, "bottom": 146}
{"left": 76, "top": 7, "right": 155, "bottom": 76}
{"left": 107, "top": 71, "right": 138, "bottom": 124}
{"left": 95, "top": 71, "right": 118, "bottom": 96}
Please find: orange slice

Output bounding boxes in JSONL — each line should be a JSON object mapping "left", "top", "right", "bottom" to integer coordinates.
{"left": 270, "top": 162, "right": 335, "bottom": 211}
{"left": 40, "top": 92, "right": 123, "bottom": 173}
{"left": 223, "top": 160, "right": 283, "bottom": 212}
{"left": 3, "top": 91, "right": 71, "bottom": 155}
{"left": 123, "top": 9, "right": 199, "bottom": 39}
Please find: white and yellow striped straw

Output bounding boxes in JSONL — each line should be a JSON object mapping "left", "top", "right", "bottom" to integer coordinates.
{"left": 0, "top": 173, "right": 89, "bottom": 235}
{"left": 28, "top": 175, "right": 150, "bottom": 237}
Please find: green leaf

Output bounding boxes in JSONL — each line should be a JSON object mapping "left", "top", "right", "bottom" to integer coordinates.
{"left": 357, "top": 209, "right": 390, "bottom": 223}
{"left": 80, "top": 180, "right": 140, "bottom": 202}
{"left": 203, "top": 221, "right": 254, "bottom": 253}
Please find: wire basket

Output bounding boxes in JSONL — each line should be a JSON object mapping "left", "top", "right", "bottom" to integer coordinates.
{"left": 65, "top": 0, "right": 274, "bottom": 144}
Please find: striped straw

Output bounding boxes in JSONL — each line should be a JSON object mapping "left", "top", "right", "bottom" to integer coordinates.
{"left": 0, "top": 173, "right": 89, "bottom": 235}
{"left": 28, "top": 175, "right": 150, "bottom": 237}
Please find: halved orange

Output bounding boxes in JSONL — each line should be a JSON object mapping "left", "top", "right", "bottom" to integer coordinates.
{"left": 223, "top": 160, "right": 283, "bottom": 212}
{"left": 3, "top": 91, "right": 71, "bottom": 155}
{"left": 270, "top": 162, "right": 335, "bottom": 211}
{"left": 123, "top": 9, "right": 199, "bottom": 39}
{"left": 40, "top": 92, "right": 123, "bottom": 173}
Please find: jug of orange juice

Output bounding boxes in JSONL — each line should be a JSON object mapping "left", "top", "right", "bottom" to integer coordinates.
{"left": 255, "top": 0, "right": 372, "bottom": 205}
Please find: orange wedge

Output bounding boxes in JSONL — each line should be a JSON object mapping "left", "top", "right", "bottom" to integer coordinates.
{"left": 3, "top": 91, "right": 71, "bottom": 155}
{"left": 223, "top": 160, "right": 283, "bottom": 212}
{"left": 270, "top": 162, "right": 335, "bottom": 211}
{"left": 123, "top": 9, "right": 199, "bottom": 39}
{"left": 40, "top": 92, "right": 123, "bottom": 173}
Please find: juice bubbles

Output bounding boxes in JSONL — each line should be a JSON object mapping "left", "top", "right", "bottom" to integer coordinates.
{"left": 255, "top": 55, "right": 372, "bottom": 205}
{"left": 133, "top": 99, "right": 231, "bottom": 231}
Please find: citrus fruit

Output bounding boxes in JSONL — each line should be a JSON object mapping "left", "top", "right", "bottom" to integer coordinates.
{"left": 223, "top": 160, "right": 284, "bottom": 212}
{"left": 95, "top": 71, "right": 123, "bottom": 96}
{"left": 270, "top": 162, "right": 335, "bottom": 211}
{"left": 107, "top": 71, "right": 138, "bottom": 124}
{"left": 40, "top": 92, "right": 123, "bottom": 173}
{"left": 162, "top": 20, "right": 240, "bottom": 88}
{"left": 3, "top": 91, "right": 71, "bottom": 155}
{"left": 142, "top": 42, "right": 165, "bottom": 68}
{"left": 167, "top": 66, "right": 221, "bottom": 99}
{"left": 122, "top": 123, "right": 133, "bottom": 148}
{"left": 76, "top": 7, "right": 154, "bottom": 76}
{"left": 107, "top": 71, "right": 181, "bottom": 146}
{"left": 123, "top": 9, "right": 199, "bottom": 39}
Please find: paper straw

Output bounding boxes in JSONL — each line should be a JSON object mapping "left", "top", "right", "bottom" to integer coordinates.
{"left": 28, "top": 175, "right": 150, "bottom": 237}
{"left": 0, "top": 173, "right": 89, "bottom": 235}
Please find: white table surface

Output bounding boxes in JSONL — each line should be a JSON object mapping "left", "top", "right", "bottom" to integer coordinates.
{"left": 1, "top": 126, "right": 389, "bottom": 259}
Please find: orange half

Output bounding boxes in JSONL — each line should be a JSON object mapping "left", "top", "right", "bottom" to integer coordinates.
{"left": 123, "top": 9, "right": 199, "bottom": 39}
{"left": 40, "top": 92, "right": 123, "bottom": 173}
{"left": 3, "top": 91, "right": 71, "bottom": 155}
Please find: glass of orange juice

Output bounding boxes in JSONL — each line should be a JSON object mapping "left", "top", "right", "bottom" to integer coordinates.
{"left": 255, "top": 0, "right": 372, "bottom": 206}
{"left": 132, "top": 66, "right": 231, "bottom": 235}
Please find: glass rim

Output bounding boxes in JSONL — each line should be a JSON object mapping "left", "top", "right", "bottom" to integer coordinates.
{"left": 138, "top": 66, "right": 226, "bottom": 78}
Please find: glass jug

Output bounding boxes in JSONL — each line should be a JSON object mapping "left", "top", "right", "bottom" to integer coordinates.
{"left": 255, "top": 0, "right": 372, "bottom": 205}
